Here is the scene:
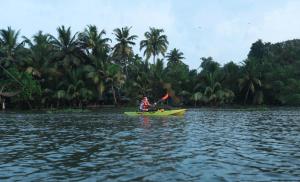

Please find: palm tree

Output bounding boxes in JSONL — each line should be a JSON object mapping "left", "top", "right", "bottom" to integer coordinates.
{"left": 203, "top": 80, "right": 221, "bottom": 105}
{"left": 238, "top": 74, "right": 263, "bottom": 104}
{"left": 84, "top": 61, "right": 106, "bottom": 99}
{"left": 0, "top": 26, "right": 26, "bottom": 67}
{"left": 23, "top": 31, "right": 57, "bottom": 107}
{"left": 191, "top": 92, "right": 203, "bottom": 106}
{"left": 78, "top": 25, "right": 111, "bottom": 60}
{"left": 0, "top": 27, "right": 30, "bottom": 101}
{"left": 195, "top": 69, "right": 234, "bottom": 105}
{"left": 104, "top": 64, "right": 126, "bottom": 105}
{"left": 199, "top": 81, "right": 234, "bottom": 106}
{"left": 54, "top": 68, "right": 92, "bottom": 107}
{"left": 78, "top": 25, "right": 111, "bottom": 100}
{"left": 166, "top": 48, "right": 185, "bottom": 65}
{"left": 148, "top": 58, "right": 166, "bottom": 99}
{"left": 140, "top": 27, "right": 169, "bottom": 64}
{"left": 49, "top": 26, "right": 85, "bottom": 70}
{"left": 23, "top": 31, "right": 54, "bottom": 78}
{"left": 66, "top": 79, "right": 93, "bottom": 108}
{"left": 112, "top": 27, "right": 137, "bottom": 75}
{"left": 126, "top": 55, "right": 152, "bottom": 100}
{"left": 238, "top": 60, "right": 263, "bottom": 104}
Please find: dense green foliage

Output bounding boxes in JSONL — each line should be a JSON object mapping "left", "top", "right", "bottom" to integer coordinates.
{"left": 1, "top": 26, "right": 300, "bottom": 109}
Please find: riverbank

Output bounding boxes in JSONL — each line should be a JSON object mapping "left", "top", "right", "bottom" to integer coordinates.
{"left": 2, "top": 105, "right": 299, "bottom": 114}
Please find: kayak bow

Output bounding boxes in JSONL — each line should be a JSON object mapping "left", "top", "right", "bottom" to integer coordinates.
{"left": 124, "top": 109, "right": 186, "bottom": 116}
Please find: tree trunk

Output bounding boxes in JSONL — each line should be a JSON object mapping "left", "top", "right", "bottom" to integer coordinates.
{"left": 79, "top": 100, "right": 82, "bottom": 108}
{"left": 153, "top": 55, "right": 156, "bottom": 65}
{"left": 244, "top": 85, "right": 250, "bottom": 105}
{"left": 125, "top": 65, "right": 128, "bottom": 76}
{"left": 27, "top": 101, "right": 32, "bottom": 109}
{"left": 1, "top": 98, "right": 5, "bottom": 110}
{"left": 123, "top": 58, "right": 128, "bottom": 76}
{"left": 111, "top": 85, "right": 118, "bottom": 106}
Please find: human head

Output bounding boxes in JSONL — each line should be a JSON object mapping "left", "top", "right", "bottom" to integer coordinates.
{"left": 143, "top": 96, "right": 148, "bottom": 101}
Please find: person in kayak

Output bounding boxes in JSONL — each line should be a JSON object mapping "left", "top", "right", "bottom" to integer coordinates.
{"left": 139, "top": 97, "right": 156, "bottom": 112}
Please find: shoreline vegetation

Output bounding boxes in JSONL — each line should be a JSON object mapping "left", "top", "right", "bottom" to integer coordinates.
{"left": 0, "top": 106, "right": 275, "bottom": 114}
{"left": 1, "top": 25, "right": 300, "bottom": 110}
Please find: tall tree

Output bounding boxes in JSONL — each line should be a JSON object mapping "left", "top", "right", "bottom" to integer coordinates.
{"left": 165, "top": 49, "right": 189, "bottom": 98}
{"left": 140, "top": 27, "right": 169, "bottom": 64}
{"left": 78, "top": 25, "right": 111, "bottom": 100}
{"left": 112, "top": 26, "right": 137, "bottom": 75}
{"left": 238, "top": 59, "right": 263, "bottom": 105}
{"left": 248, "top": 39, "right": 265, "bottom": 60}
{"left": 49, "top": 26, "right": 85, "bottom": 70}
{"left": 104, "top": 64, "right": 126, "bottom": 105}
{"left": 166, "top": 48, "right": 185, "bottom": 65}
{"left": 23, "top": 31, "right": 53, "bottom": 78}
{"left": 78, "top": 25, "right": 110, "bottom": 59}
{"left": 0, "top": 26, "right": 26, "bottom": 67}
{"left": 199, "top": 57, "right": 220, "bottom": 74}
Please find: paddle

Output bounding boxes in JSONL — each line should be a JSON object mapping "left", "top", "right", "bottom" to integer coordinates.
{"left": 152, "top": 93, "right": 169, "bottom": 110}
{"left": 155, "top": 93, "right": 169, "bottom": 105}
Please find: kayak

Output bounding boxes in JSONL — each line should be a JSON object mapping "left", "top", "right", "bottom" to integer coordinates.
{"left": 124, "top": 109, "right": 186, "bottom": 116}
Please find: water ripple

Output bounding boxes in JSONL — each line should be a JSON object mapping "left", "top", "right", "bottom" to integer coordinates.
{"left": 0, "top": 109, "right": 300, "bottom": 181}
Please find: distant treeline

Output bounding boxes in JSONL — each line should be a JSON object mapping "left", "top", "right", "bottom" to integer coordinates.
{"left": 0, "top": 25, "right": 300, "bottom": 109}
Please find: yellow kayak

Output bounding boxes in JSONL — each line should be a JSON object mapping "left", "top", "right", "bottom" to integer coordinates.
{"left": 124, "top": 109, "right": 186, "bottom": 116}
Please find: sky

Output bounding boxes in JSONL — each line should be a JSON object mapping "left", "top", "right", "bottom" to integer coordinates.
{"left": 1, "top": 0, "right": 300, "bottom": 69}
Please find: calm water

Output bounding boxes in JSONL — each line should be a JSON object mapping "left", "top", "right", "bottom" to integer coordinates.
{"left": 0, "top": 108, "right": 300, "bottom": 181}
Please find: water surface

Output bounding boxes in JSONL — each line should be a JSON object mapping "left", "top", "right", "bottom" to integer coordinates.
{"left": 0, "top": 108, "right": 300, "bottom": 181}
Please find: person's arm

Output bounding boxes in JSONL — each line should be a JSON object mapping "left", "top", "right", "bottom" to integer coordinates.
{"left": 146, "top": 100, "right": 152, "bottom": 106}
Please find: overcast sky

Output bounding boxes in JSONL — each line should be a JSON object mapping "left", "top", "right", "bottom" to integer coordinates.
{"left": 1, "top": 0, "right": 300, "bottom": 69}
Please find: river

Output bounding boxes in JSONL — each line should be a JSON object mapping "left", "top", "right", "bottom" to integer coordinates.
{"left": 0, "top": 108, "right": 300, "bottom": 181}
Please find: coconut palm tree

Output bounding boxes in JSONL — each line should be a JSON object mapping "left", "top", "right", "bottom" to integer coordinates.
{"left": 194, "top": 69, "right": 234, "bottom": 105}
{"left": 49, "top": 26, "right": 85, "bottom": 70}
{"left": 238, "top": 74, "right": 263, "bottom": 105}
{"left": 125, "top": 55, "right": 152, "bottom": 100}
{"left": 200, "top": 81, "right": 234, "bottom": 105}
{"left": 112, "top": 27, "right": 137, "bottom": 75}
{"left": 104, "top": 64, "right": 126, "bottom": 105}
{"left": 191, "top": 92, "right": 203, "bottom": 106}
{"left": 78, "top": 25, "right": 111, "bottom": 100}
{"left": 23, "top": 31, "right": 58, "bottom": 107}
{"left": 140, "top": 27, "right": 169, "bottom": 64}
{"left": 54, "top": 68, "right": 92, "bottom": 107}
{"left": 238, "top": 60, "right": 263, "bottom": 104}
{"left": 66, "top": 79, "right": 93, "bottom": 108}
{"left": 78, "top": 25, "right": 111, "bottom": 60}
{"left": 83, "top": 60, "right": 106, "bottom": 99}
{"left": 166, "top": 48, "right": 185, "bottom": 65}
{"left": 0, "top": 26, "right": 26, "bottom": 67}
{"left": 23, "top": 31, "right": 54, "bottom": 78}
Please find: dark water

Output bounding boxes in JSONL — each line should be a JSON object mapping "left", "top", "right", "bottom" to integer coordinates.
{"left": 0, "top": 109, "right": 300, "bottom": 181}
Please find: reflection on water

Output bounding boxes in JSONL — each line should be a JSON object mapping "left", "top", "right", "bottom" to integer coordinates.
{"left": 0, "top": 109, "right": 300, "bottom": 181}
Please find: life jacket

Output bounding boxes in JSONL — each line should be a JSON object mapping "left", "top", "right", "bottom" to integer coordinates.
{"left": 139, "top": 100, "right": 150, "bottom": 110}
